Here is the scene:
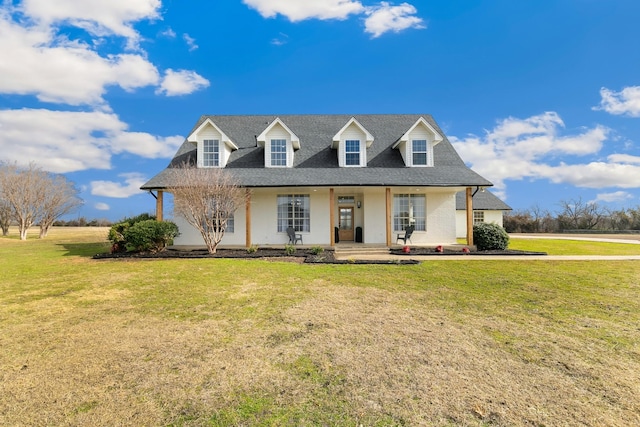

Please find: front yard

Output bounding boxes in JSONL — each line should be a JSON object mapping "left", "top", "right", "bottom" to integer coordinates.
{"left": 1, "top": 228, "right": 639, "bottom": 426}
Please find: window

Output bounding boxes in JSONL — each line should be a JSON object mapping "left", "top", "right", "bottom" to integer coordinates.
{"left": 473, "top": 211, "right": 485, "bottom": 225}
{"left": 393, "top": 194, "right": 426, "bottom": 231}
{"left": 203, "top": 139, "right": 220, "bottom": 167}
{"left": 345, "top": 139, "right": 360, "bottom": 166}
{"left": 277, "top": 194, "right": 310, "bottom": 232}
{"left": 271, "top": 139, "right": 287, "bottom": 166}
{"left": 412, "top": 139, "right": 427, "bottom": 166}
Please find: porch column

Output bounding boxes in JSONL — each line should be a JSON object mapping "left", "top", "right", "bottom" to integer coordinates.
{"left": 466, "top": 187, "right": 473, "bottom": 246}
{"left": 329, "top": 188, "right": 335, "bottom": 245}
{"left": 156, "top": 190, "right": 163, "bottom": 222}
{"left": 245, "top": 189, "right": 251, "bottom": 248}
{"left": 385, "top": 187, "right": 391, "bottom": 246}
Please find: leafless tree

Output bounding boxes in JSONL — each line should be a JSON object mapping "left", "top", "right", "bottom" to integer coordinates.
{"left": 557, "top": 197, "right": 606, "bottom": 230}
{"left": 38, "top": 174, "right": 83, "bottom": 238}
{"left": 0, "top": 162, "right": 82, "bottom": 240}
{"left": 168, "top": 162, "right": 250, "bottom": 254}
{"left": 0, "top": 197, "right": 11, "bottom": 236}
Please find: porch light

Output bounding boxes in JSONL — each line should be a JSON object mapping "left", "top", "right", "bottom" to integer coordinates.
{"left": 357, "top": 201, "right": 361, "bottom": 209}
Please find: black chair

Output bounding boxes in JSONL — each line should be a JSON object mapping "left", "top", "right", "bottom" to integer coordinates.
{"left": 286, "top": 227, "right": 303, "bottom": 245}
{"left": 396, "top": 225, "right": 414, "bottom": 244}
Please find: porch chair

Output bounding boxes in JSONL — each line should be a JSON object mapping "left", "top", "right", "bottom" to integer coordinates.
{"left": 286, "top": 227, "right": 303, "bottom": 245}
{"left": 396, "top": 225, "right": 414, "bottom": 244}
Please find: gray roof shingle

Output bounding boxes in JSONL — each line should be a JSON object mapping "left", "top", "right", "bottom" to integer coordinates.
{"left": 455, "top": 190, "right": 512, "bottom": 211}
{"left": 141, "top": 114, "right": 493, "bottom": 189}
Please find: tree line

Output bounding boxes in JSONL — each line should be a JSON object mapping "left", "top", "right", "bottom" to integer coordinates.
{"left": 0, "top": 162, "right": 83, "bottom": 239}
{"left": 504, "top": 197, "right": 640, "bottom": 233}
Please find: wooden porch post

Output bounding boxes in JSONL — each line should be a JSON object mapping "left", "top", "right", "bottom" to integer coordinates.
{"left": 245, "top": 189, "right": 251, "bottom": 248}
{"left": 386, "top": 187, "right": 391, "bottom": 246}
{"left": 329, "top": 188, "right": 335, "bottom": 245}
{"left": 466, "top": 187, "right": 473, "bottom": 246}
{"left": 156, "top": 190, "right": 163, "bottom": 222}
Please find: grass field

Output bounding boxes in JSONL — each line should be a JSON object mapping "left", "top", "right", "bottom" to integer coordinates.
{"left": 1, "top": 228, "right": 639, "bottom": 426}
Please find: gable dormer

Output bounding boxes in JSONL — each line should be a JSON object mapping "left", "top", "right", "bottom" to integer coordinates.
{"left": 332, "top": 117, "right": 374, "bottom": 167}
{"left": 257, "top": 117, "right": 300, "bottom": 168}
{"left": 392, "top": 117, "right": 443, "bottom": 167}
{"left": 188, "top": 118, "right": 238, "bottom": 168}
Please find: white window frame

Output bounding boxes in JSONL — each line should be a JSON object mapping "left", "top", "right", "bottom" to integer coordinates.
{"left": 270, "top": 139, "right": 287, "bottom": 167}
{"left": 473, "top": 211, "right": 485, "bottom": 225}
{"left": 393, "top": 194, "right": 426, "bottom": 232}
{"left": 202, "top": 139, "right": 220, "bottom": 167}
{"left": 277, "top": 194, "right": 310, "bottom": 232}
{"left": 345, "top": 139, "right": 361, "bottom": 166}
{"left": 411, "top": 139, "right": 428, "bottom": 166}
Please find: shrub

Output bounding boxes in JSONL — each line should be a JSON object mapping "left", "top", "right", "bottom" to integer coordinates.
{"left": 310, "top": 246, "right": 324, "bottom": 255}
{"left": 247, "top": 245, "right": 258, "bottom": 254}
{"left": 473, "top": 222, "right": 509, "bottom": 251}
{"left": 123, "top": 220, "right": 179, "bottom": 253}
{"left": 108, "top": 213, "right": 156, "bottom": 252}
{"left": 284, "top": 244, "right": 296, "bottom": 255}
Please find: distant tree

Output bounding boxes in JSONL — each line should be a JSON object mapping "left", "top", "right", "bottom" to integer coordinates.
{"left": 557, "top": 197, "right": 606, "bottom": 230}
{"left": 0, "top": 162, "right": 83, "bottom": 240}
{"left": 38, "top": 174, "right": 83, "bottom": 238}
{"left": 0, "top": 197, "right": 11, "bottom": 236}
{"left": 168, "top": 162, "right": 250, "bottom": 254}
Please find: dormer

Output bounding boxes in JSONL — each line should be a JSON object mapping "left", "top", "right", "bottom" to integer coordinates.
{"left": 257, "top": 118, "right": 300, "bottom": 168}
{"left": 188, "top": 118, "right": 238, "bottom": 168}
{"left": 392, "top": 117, "right": 443, "bottom": 167}
{"left": 332, "top": 117, "right": 374, "bottom": 167}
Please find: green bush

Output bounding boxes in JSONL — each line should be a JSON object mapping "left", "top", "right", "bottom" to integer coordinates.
{"left": 123, "top": 220, "right": 179, "bottom": 253}
{"left": 473, "top": 222, "right": 509, "bottom": 251}
{"left": 310, "top": 246, "right": 324, "bottom": 255}
{"left": 284, "top": 244, "right": 296, "bottom": 255}
{"left": 108, "top": 213, "right": 156, "bottom": 252}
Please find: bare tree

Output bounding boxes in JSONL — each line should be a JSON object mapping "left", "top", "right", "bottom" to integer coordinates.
{"left": 0, "top": 163, "right": 47, "bottom": 240}
{"left": 168, "top": 163, "right": 250, "bottom": 254}
{"left": 0, "top": 162, "right": 83, "bottom": 240}
{"left": 38, "top": 174, "right": 83, "bottom": 238}
{"left": 0, "top": 197, "right": 11, "bottom": 236}
{"left": 557, "top": 197, "right": 606, "bottom": 230}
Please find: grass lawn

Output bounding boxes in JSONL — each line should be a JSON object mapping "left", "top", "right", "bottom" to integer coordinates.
{"left": 1, "top": 228, "right": 639, "bottom": 426}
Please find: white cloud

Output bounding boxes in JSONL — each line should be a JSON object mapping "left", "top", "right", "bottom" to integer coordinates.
{"left": 243, "top": 0, "right": 364, "bottom": 21}
{"left": 0, "top": 108, "right": 184, "bottom": 173}
{"left": 0, "top": 12, "right": 158, "bottom": 106}
{"left": 90, "top": 173, "right": 148, "bottom": 198}
{"left": 364, "top": 2, "right": 424, "bottom": 38}
{"left": 95, "top": 202, "right": 111, "bottom": 211}
{"left": 156, "top": 69, "right": 210, "bottom": 96}
{"left": 183, "top": 33, "right": 198, "bottom": 51}
{"left": 243, "top": 0, "right": 423, "bottom": 37}
{"left": 594, "top": 86, "right": 640, "bottom": 117}
{"left": 449, "top": 112, "right": 640, "bottom": 197}
{"left": 21, "top": 0, "right": 161, "bottom": 48}
{"left": 592, "top": 191, "right": 634, "bottom": 204}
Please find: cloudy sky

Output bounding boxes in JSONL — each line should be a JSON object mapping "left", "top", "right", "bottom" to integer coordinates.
{"left": 1, "top": 0, "right": 640, "bottom": 220}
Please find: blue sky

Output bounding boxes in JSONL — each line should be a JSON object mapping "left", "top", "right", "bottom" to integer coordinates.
{"left": 2, "top": 0, "right": 640, "bottom": 221}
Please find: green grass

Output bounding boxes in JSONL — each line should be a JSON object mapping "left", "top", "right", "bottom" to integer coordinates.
{"left": 1, "top": 228, "right": 640, "bottom": 426}
{"left": 508, "top": 237, "right": 640, "bottom": 255}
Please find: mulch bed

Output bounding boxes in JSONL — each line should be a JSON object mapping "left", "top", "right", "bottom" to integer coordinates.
{"left": 94, "top": 246, "right": 545, "bottom": 264}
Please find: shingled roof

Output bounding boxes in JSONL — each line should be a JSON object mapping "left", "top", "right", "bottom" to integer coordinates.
{"left": 141, "top": 114, "right": 493, "bottom": 189}
{"left": 456, "top": 190, "right": 512, "bottom": 211}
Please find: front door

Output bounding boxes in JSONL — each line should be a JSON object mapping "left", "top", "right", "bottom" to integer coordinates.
{"left": 338, "top": 207, "right": 354, "bottom": 241}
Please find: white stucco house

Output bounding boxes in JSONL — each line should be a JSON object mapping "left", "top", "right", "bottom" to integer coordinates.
{"left": 141, "top": 114, "right": 493, "bottom": 247}
{"left": 455, "top": 190, "right": 512, "bottom": 238}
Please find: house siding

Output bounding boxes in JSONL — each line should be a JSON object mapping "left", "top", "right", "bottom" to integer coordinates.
{"left": 455, "top": 209, "right": 505, "bottom": 238}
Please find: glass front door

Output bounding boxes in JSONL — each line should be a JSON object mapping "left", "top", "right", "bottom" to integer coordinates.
{"left": 338, "top": 207, "right": 354, "bottom": 241}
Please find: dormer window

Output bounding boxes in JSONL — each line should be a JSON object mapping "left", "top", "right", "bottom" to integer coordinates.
{"left": 345, "top": 140, "right": 361, "bottom": 166}
{"left": 203, "top": 139, "right": 220, "bottom": 167}
{"left": 257, "top": 118, "right": 300, "bottom": 168}
{"left": 412, "top": 139, "right": 428, "bottom": 166}
{"left": 270, "top": 139, "right": 287, "bottom": 167}
{"left": 188, "top": 118, "right": 238, "bottom": 168}
{"left": 332, "top": 118, "right": 374, "bottom": 168}
{"left": 393, "top": 117, "right": 443, "bottom": 167}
